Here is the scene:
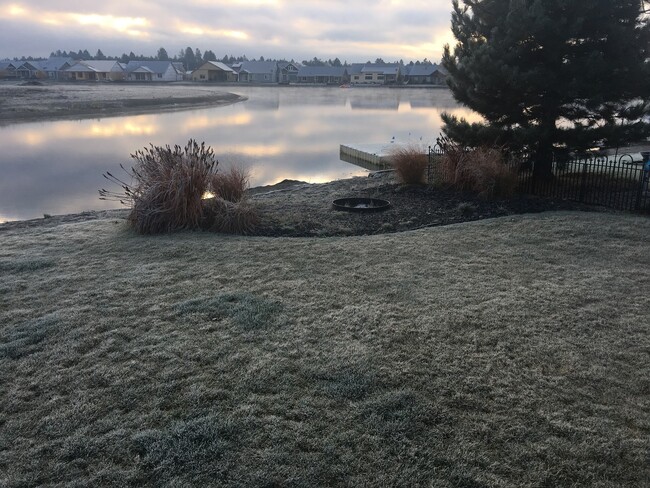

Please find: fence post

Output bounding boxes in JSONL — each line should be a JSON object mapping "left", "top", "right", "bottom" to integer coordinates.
{"left": 578, "top": 157, "right": 589, "bottom": 202}
{"left": 636, "top": 152, "right": 650, "bottom": 211}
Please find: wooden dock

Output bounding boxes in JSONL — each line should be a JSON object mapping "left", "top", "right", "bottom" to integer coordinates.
{"left": 340, "top": 142, "right": 433, "bottom": 170}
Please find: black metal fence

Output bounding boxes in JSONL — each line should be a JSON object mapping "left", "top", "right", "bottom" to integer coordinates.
{"left": 428, "top": 145, "right": 650, "bottom": 213}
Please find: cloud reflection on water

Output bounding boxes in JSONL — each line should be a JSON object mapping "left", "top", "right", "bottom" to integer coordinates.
{"left": 0, "top": 87, "right": 475, "bottom": 222}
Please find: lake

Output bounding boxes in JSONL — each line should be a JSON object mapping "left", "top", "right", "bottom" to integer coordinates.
{"left": 0, "top": 86, "right": 476, "bottom": 223}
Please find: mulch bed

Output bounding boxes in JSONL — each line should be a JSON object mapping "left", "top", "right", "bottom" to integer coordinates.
{"left": 249, "top": 173, "right": 605, "bottom": 237}
{"left": 0, "top": 173, "right": 608, "bottom": 236}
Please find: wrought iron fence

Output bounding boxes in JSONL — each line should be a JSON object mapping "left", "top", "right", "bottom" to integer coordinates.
{"left": 428, "top": 145, "right": 650, "bottom": 213}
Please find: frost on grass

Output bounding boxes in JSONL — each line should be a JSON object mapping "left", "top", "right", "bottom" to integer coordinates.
{"left": 0, "top": 258, "right": 56, "bottom": 273}
{"left": 0, "top": 313, "right": 59, "bottom": 359}
{"left": 132, "top": 415, "right": 240, "bottom": 485}
{"left": 173, "top": 292, "right": 282, "bottom": 330}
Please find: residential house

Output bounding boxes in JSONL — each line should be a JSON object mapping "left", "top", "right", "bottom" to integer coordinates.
{"left": 12, "top": 60, "right": 46, "bottom": 79}
{"left": 65, "top": 60, "right": 125, "bottom": 81}
{"left": 348, "top": 63, "right": 401, "bottom": 85}
{"left": 125, "top": 61, "right": 185, "bottom": 81}
{"left": 405, "top": 63, "right": 447, "bottom": 85}
{"left": 38, "top": 57, "right": 75, "bottom": 80}
{"left": 0, "top": 60, "right": 20, "bottom": 79}
{"left": 191, "top": 61, "right": 237, "bottom": 82}
{"left": 278, "top": 62, "right": 301, "bottom": 84}
{"left": 234, "top": 60, "right": 278, "bottom": 83}
{"left": 296, "top": 66, "right": 347, "bottom": 85}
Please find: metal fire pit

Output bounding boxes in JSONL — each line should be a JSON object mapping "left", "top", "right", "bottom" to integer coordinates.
{"left": 332, "top": 197, "right": 391, "bottom": 212}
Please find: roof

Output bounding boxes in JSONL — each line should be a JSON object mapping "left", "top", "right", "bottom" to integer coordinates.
{"left": 360, "top": 64, "right": 400, "bottom": 75}
{"left": 297, "top": 66, "right": 346, "bottom": 77}
{"left": 38, "top": 57, "right": 74, "bottom": 71}
{"left": 197, "top": 61, "right": 235, "bottom": 72}
{"left": 125, "top": 60, "right": 183, "bottom": 74}
{"left": 66, "top": 60, "right": 124, "bottom": 72}
{"left": 238, "top": 60, "right": 277, "bottom": 74}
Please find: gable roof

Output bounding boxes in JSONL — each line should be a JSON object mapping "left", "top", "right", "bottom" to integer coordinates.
{"left": 360, "top": 64, "right": 400, "bottom": 75}
{"left": 125, "top": 60, "right": 184, "bottom": 74}
{"left": 198, "top": 61, "right": 235, "bottom": 72}
{"left": 38, "top": 57, "right": 74, "bottom": 71}
{"left": 66, "top": 60, "right": 124, "bottom": 72}
{"left": 238, "top": 60, "right": 277, "bottom": 74}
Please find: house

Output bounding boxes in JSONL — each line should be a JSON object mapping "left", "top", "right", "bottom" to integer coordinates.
{"left": 10, "top": 60, "right": 46, "bottom": 79}
{"left": 349, "top": 63, "right": 401, "bottom": 85}
{"left": 234, "top": 61, "right": 278, "bottom": 83}
{"left": 191, "top": 61, "right": 237, "bottom": 82}
{"left": 405, "top": 63, "right": 447, "bottom": 85}
{"left": 0, "top": 60, "right": 20, "bottom": 79}
{"left": 125, "top": 61, "right": 185, "bottom": 81}
{"left": 65, "top": 60, "right": 125, "bottom": 81}
{"left": 277, "top": 62, "right": 301, "bottom": 84}
{"left": 296, "top": 66, "right": 347, "bottom": 85}
{"left": 38, "top": 57, "right": 75, "bottom": 80}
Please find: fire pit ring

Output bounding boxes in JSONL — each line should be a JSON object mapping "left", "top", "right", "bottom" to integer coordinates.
{"left": 332, "top": 197, "right": 391, "bottom": 212}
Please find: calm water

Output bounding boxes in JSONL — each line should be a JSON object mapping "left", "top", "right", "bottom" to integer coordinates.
{"left": 0, "top": 86, "right": 476, "bottom": 222}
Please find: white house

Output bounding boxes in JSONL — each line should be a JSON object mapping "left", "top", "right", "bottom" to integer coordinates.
{"left": 124, "top": 61, "right": 185, "bottom": 82}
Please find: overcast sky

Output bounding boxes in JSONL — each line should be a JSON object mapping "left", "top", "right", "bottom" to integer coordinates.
{"left": 0, "top": 0, "right": 454, "bottom": 62}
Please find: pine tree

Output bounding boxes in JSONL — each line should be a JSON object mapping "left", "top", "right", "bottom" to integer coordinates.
{"left": 157, "top": 47, "right": 169, "bottom": 61}
{"left": 442, "top": 0, "right": 650, "bottom": 178}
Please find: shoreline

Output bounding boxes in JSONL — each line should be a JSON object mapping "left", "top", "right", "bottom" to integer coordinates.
{"left": 0, "top": 82, "right": 247, "bottom": 125}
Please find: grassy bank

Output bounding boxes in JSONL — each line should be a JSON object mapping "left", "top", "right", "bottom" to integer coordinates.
{"left": 1, "top": 212, "right": 648, "bottom": 487}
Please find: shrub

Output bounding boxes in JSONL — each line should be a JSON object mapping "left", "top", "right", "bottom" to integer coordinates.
{"left": 388, "top": 143, "right": 429, "bottom": 185}
{"left": 210, "top": 165, "right": 250, "bottom": 203}
{"left": 101, "top": 140, "right": 218, "bottom": 234}
{"left": 202, "top": 197, "right": 259, "bottom": 235}
{"left": 436, "top": 142, "right": 518, "bottom": 198}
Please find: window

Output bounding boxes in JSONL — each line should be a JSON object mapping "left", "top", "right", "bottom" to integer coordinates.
{"left": 157, "top": 74, "right": 162, "bottom": 78}
{"left": 365, "top": 75, "right": 373, "bottom": 80}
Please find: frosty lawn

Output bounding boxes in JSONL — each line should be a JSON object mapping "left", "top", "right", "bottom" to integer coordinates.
{"left": 0, "top": 211, "right": 648, "bottom": 486}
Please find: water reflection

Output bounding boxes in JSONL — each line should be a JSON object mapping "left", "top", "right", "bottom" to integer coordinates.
{"left": 0, "top": 86, "right": 475, "bottom": 222}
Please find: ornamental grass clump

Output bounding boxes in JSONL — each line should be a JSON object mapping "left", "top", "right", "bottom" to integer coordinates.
{"left": 437, "top": 139, "right": 518, "bottom": 199}
{"left": 388, "top": 143, "right": 429, "bottom": 185}
{"left": 210, "top": 165, "right": 250, "bottom": 203}
{"left": 100, "top": 140, "right": 257, "bottom": 235}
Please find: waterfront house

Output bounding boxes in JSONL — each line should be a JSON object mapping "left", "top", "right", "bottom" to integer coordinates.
{"left": 192, "top": 61, "right": 237, "bottom": 82}
{"left": 65, "top": 60, "right": 125, "bottom": 81}
{"left": 38, "top": 57, "right": 75, "bottom": 80}
{"left": 10, "top": 60, "right": 45, "bottom": 79}
{"left": 278, "top": 62, "right": 301, "bottom": 84}
{"left": 235, "top": 60, "right": 278, "bottom": 83}
{"left": 296, "top": 66, "right": 348, "bottom": 85}
{"left": 125, "top": 61, "right": 185, "bottom": 81}
{"left": 349, "top": 63, "right": 401, "bottom": 85}
{"left": 0, "top": 60, "right": 20, "bottom": 79}
{"left": 404, "top": 63, "right": 448, "bottom": 85}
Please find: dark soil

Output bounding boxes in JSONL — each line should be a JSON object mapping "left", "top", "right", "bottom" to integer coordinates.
{"left": 249, "top": 173, "right": 606, "bottom": 237}
{"left": 0, "top": 173, "right": 609, "bottom": 236}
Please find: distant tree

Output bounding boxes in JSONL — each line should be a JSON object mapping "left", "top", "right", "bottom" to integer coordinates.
{"left": 95, "top": 49, "right": 106, "bottom": 60}
{"left": 184, "top": 47, "right": 197, "bottom": 70}
{"left": 202, "top": 50, "right": 217, "bottom": 62}
{"left": 374, "top": 58, "right": 385, "bottom": 64}
{"left": 195, "top": 48, "right": 202, "bottom": 63}
{"left": 442, "top": 0, "right": 650, "bottom": 179}
{"left": 157, "top": 47, "right": 169, "bottom": 61}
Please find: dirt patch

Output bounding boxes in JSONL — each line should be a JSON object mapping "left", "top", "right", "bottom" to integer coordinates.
{"left": 0, "top": 81, "right": 246, "bottom": 125}
{"left": 0, "top": 172, "right": 607, "bottom": 236}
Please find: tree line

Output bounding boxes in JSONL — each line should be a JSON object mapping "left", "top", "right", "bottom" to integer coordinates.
{"left": 14, "top": 47, "right": 436, "bottom": 71}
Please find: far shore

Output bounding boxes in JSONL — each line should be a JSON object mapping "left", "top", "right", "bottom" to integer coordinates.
{"left": 0, "top": 81, "right": 247, "bottom": 125}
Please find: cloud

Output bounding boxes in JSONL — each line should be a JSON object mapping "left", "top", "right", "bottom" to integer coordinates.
{"left": 0, "top": 0, "right": 452, "bottom": 61}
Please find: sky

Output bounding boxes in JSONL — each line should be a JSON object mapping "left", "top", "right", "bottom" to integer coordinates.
{"left": 0, "top": 0, "right": 455, "bottom": 62}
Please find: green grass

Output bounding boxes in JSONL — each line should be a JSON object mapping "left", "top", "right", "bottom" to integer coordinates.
{"left": 0, "top": 212, "right": 648, "bottom": 487}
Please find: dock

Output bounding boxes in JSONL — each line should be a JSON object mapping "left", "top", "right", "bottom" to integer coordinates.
{"left": 340, "top": 142, "right": 433, "bottom": 171}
